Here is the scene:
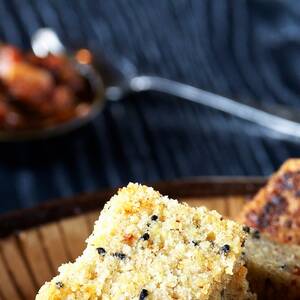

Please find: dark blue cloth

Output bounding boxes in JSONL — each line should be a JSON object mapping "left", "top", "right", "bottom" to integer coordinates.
{"left": 0, "top": 0, "right": 300, "bottom": 212}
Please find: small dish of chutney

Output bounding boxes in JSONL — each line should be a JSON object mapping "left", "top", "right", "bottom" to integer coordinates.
{"left": 0, "top": 44, "right": 103, "bottom": 140}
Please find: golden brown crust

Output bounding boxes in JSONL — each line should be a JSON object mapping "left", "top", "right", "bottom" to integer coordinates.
{"left": 239, "top": 159, "right": 300, "bottom": 245}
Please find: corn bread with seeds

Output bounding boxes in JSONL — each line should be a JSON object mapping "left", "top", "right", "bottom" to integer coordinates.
{"left": 239, "top": 159, "right": 300, "bottom": 245}
{"left": 36, "top": 183, "right": 255, "bottom": 300}
{"left": 244, "top": 228, "right": 300, "bottom": 300}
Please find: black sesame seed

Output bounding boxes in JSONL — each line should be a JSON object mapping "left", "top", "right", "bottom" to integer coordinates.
{"left": 242, "top": 226, "right": 250, "bottom": 233}
{"left": 141, "top": 233, "right": 150, "bottom": 241}
{"left": 151, "top": 215, "right": 158, "bottom": 221}
{"left": 280, "top": 264, "right": 287, "bottom": 270}
{"left": 139, "top": 289, "right": 149, "bottom": 300}
{"left": 113, "top": 252, "right": 126, "bottom": 260}
{"left": 192, "top": 240, "right": 199, "bottom": 246}
{"left": 220, "top": 244, "right": 230, "bottom": 255}
{"left": 97, "top": 247, "right": 106, "bottom": 256}
{"left": 252, "top": 229, "right": 260, "bottom": 239}
{"left": 55, "top": 281, "right": 64, "bottom": 289}
{"left": 241, "top": 239, "right": 246, "bottom": 247}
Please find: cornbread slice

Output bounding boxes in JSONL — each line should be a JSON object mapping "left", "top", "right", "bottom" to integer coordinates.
{"left": 36, "top": 183, "right": 254, "bottom": 300}
{"left": 244, "top": 228, "right": 300, "bottom": 300}
{"left": 239, "top": 159, "right": 300, "bottom": 245}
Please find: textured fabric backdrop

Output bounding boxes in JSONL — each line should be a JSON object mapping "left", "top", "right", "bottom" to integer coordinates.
{"left": 0, "top": 0, "right": 300, "bottom": 212}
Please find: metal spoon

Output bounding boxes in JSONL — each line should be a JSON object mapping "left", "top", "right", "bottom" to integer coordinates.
{"left": 29, "top": 28, "right": 300, "bottom": 141}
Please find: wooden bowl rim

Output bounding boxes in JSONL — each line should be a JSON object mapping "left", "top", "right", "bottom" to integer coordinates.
{"left": 0, "top": 176, "right": 266, "bottom": 238}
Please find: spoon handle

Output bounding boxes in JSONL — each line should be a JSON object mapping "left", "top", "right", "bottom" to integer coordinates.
{"left": 121, "top": 75, "right": 300, "bottom": 140}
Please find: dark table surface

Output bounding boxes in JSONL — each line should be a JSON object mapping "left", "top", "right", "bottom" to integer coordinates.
{"left": 1, "top": 0, "right": 300, "bottom": 213}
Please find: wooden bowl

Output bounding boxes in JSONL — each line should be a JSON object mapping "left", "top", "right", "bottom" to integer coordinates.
{"left": 0, "top": 177, "right": 266, "bottom": 300}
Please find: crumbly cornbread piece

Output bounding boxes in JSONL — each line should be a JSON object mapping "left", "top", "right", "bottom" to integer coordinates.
{"left": 239, "top": 159, "right": 300, "bottom": 245}
{"left": 36, "top": 183, "right": 254, "bottom": 300}
{"left": 244, "top": 228, "right": 300, "bottom": 300}
{"left": 224, "top": 265, "right": 255, "bottom": 300}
